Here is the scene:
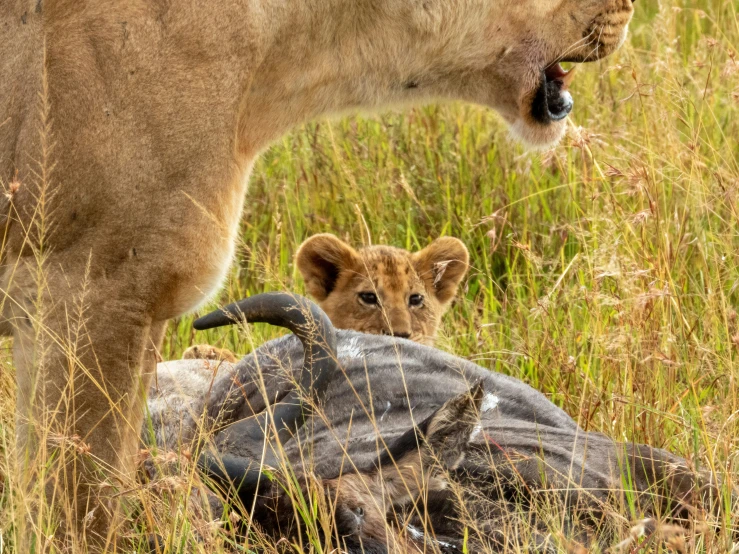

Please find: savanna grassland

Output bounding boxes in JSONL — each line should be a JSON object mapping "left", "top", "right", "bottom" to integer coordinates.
{"left": 2, "top": 0, "right": 739, "bottom": 552}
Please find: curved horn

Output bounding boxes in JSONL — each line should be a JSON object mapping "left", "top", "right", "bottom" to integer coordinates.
{"left": 194, "top": 292, "right": 338, "bottom": 505}
{"left": 194, "top": 292, "right": 337, "bottom": 420}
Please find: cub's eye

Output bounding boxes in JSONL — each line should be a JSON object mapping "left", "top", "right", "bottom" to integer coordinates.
{"left": 408, "top": 294, "right": 424, "bottom": 307}
{"left": 355, "top": 507, "right": 364, "bottom": 517}
{"left": 358, "top": 292, "right": 379, "bottom": 305}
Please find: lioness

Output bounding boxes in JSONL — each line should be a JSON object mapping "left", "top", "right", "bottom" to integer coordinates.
{"left": 184, "top": 234, "right": 469, "bottom": 362}
{"left": 0, "top": 0, "right": 635, "bottom": 546}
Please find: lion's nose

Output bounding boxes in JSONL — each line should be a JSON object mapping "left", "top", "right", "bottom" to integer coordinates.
{"left": 381, "top": 329, "right": 411, "bottom": 339}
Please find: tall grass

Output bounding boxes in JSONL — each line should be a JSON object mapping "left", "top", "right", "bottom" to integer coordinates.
{"left": 2, "top": 0, "right": 738, "bottom": 551}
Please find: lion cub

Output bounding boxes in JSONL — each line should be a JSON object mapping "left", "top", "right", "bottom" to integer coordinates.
{"left": 295, "top": 234, "right": 469, "bottom": 345}
{"left": 183, "top": 234, "right": 468, "bottom": 360}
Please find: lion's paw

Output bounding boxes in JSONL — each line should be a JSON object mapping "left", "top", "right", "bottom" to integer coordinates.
{"left": 182, "top": 344, "right": 237, "bottom": 363}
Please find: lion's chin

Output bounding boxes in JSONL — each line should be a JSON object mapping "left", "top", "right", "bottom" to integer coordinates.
{"left": 508, "top": 117, "right": 568, "bottom": 150}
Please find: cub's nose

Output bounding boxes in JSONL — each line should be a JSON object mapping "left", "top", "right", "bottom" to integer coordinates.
{"left": 381, "top": 329, "right": 411, "bottom": 339}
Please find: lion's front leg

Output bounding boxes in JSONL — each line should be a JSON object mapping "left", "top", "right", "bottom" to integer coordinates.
{"left": 10, "top": 256, "right": 167, "bottom": 550}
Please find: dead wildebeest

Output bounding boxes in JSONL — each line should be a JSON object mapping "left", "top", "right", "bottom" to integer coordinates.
{"left": 147, "top": 292, "right": 487, "bottom": 551}
{"left": 147, "top": 293, "right": 732, "bottom": 552}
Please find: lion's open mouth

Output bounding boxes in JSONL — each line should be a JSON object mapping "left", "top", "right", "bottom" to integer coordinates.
{"left": 530, "top": 63, "right": 577, "bottom": 124}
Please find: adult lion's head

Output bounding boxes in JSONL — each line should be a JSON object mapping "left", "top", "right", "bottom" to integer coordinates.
{"left": 397, "top": 0, "right": 636, "bottom": 146}
{"left": 245, "top": 0, "right": 635, "bottom": 151}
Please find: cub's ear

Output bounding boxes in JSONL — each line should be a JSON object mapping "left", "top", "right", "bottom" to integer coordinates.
{"left": 412, "top": 237, "right": 469, "bottom": 305}
{"left": 296, "top": 234, "right": 359, "bottom": 301}
{"left": 421, "top": 381, "right": 484, "bottom": 470}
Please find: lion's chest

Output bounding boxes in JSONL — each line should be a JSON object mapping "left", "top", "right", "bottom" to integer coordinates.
{"left": 152, "top": 161, "right": 254, "bottom": 321}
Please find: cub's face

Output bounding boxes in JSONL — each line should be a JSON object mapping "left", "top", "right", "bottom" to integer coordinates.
{"left": 296, "top": 235, "right": 469, "bottom": 346}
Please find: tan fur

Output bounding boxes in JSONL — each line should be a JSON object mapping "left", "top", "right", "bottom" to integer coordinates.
{"left": 0, "top": 0, "right": 634, "bottom": 545}
{"left": 182, "top": 344, "right": 238, "bottom": 364}
{"left": 297, "top": 234, "right": 469, "bottom": 345}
